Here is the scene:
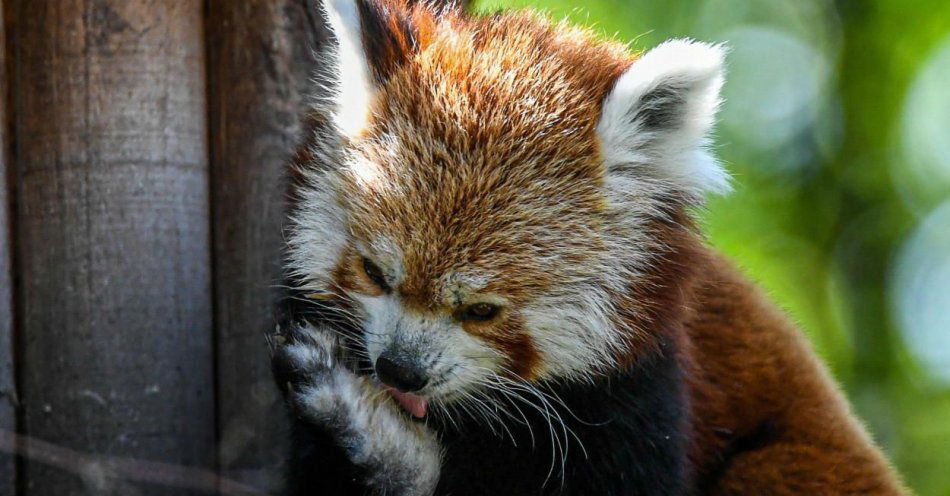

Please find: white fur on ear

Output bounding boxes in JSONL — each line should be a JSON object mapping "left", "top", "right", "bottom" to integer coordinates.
{"left": 597, "top": 39, "right": 730, "bottom": 200}
{"left": 321, "top": 0, "right": 374, "bottom": 137}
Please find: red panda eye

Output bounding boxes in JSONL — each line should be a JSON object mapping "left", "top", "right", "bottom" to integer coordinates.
{"left": 362, "top": 257, "right": 390, "bottom": 292}
{"left": 459, "top": 303, "right": 500, "bottom": 322}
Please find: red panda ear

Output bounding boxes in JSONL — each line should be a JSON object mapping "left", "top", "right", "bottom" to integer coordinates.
{"left": 319, "top": 0, "right": 426, "bottom": 136}
{"left": 320, "top": 0, "right": 375, "bottom": 136}
{"left": 597, "top": 39, "right": 730, "bottom": 202}
{"left": 353, "top": 0, "right": 422, "bottom": 83}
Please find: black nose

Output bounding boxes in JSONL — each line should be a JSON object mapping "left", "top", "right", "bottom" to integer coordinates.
{"left": 375, "top": 354, "right": 428, "bottom": 392}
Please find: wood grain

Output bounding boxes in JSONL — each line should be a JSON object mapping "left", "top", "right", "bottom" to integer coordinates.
{"left": 0, "top": 0, "right": 17, "bottom": 492}
{"left": 11, "top": 1, "right": 214, "bottom": 493}
{"left": 206, "top": 0, "right": 325, "bottom": 491}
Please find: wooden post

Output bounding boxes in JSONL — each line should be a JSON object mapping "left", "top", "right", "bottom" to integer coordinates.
{"left": 12, "top": 1, "right": 215, "bottom": 494}
{"left": 0, "top": 1, "right": 16, "bottom": 492}
{"left": 206, "top": 0, "right": 324, "bottom": 490}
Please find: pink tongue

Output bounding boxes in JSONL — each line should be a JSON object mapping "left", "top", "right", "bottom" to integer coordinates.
{"left": 387, "top": 388, "right": 428, "bottom": 418}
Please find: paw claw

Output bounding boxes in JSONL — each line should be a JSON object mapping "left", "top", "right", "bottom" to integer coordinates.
{"left": 271, "top": 321, "right": 340, "bottom": 395}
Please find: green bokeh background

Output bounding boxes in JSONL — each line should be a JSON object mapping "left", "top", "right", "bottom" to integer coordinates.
{"left": 472, "top": 1, "right": 950, "bottom": 494}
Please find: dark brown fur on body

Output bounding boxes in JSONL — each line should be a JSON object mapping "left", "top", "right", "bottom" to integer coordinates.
{"left": 279, "top": 1, "right": 908, "bottom": 494}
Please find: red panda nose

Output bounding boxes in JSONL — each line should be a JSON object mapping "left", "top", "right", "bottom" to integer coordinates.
{"left": 375, "top": 354, "right": 429, "bottom": 393}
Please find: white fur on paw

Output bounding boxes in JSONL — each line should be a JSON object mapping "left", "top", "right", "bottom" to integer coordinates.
{"left": 295, "top": 368, "right": 353, "bottom": 418}
{"left": 296, "top": 369, "right": 441, "bottom": 495}
{"left": 283, "top": 323, "right": 339, "bottom": 372}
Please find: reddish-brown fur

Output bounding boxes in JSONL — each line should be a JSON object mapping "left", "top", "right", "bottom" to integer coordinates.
{"left": 291, "top": 1, "right": 908, "bottom": 492}
{"left": 635, "top": 216, "right": 908, "bottom": 492}
{"left": 683, "top": 253, "right": 906, "bottom": 494}
{"left": 318, "top": 5, "right": 634, "bottom": 378}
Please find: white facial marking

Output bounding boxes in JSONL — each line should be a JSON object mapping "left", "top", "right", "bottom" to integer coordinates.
{"left": 354, "top": 290, "right": 500, "bottom": 400}
{"left": 285, "top": 173, "right": 348, "bottom": 292}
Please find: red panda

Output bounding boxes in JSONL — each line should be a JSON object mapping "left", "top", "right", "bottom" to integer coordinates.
{"left": 271, "top": 1, "right": 909, "bottom": 494}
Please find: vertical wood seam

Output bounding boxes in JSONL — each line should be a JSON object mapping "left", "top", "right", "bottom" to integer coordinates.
{"left": 201, "top": 0, "right": 223, "bottom": 488}
{"left": 1, "top": 1, "right": 22, "bottom": 494}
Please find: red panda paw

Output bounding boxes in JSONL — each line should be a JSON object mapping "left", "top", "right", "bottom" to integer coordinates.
{"left": 271, "top": 321, "right": 442, "bottom": 495}
{"left": 269, "top": 321, "right": 342, "bottom": 397}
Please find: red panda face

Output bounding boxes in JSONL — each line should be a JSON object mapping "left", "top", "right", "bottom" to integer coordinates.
{"left": 286, "top": 0, "right": 726, "bottom": 409}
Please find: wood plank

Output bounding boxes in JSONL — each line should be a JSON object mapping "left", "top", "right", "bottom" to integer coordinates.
{"left": 0, "top": 0, "right": 17, "bottom": 492}
{"left": 206, "top": 0, "right": 324, "bottom": 491}
{"left": 11, "top": 1, "right": 214, "bottom": 493}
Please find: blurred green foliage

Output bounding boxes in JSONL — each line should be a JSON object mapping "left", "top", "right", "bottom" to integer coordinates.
{"left": 472, "top": 0, "right": 950, "bottom": 494}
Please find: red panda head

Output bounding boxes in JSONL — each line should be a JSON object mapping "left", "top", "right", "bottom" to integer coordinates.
{"left": 287, "top": 0, "right": 726, "bottom": 409}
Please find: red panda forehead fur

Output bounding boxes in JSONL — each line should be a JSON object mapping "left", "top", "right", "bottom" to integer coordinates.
{"left": 340, "top": 6, "right": 637, "bottom": 308}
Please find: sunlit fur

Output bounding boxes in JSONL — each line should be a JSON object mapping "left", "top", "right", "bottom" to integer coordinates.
{"left": 282, "top": 1, "right": 907, "bottom": 494}
{"left": 287, "top": 0, "right": 716, "bottom": 391}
